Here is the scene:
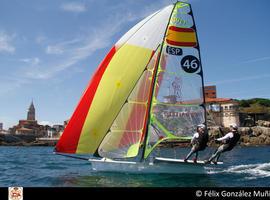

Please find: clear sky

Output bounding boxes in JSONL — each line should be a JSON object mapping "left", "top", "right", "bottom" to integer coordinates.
{"left": 0, "top": 0, "right": 270, "bottom": 129}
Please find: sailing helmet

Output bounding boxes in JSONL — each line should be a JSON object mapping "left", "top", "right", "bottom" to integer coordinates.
{"left": 229, "top": 123, "right": 238, "bottom": 130}
{"left": 197, "top": 124, "right": 206, "bottom": 129}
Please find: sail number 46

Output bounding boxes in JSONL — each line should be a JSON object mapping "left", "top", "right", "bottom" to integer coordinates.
{"left": 181, "top": 55, "right": 200, "bottom": 73}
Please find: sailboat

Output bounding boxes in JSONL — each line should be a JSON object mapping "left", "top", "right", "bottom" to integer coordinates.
{"left": 55, "top": 1, "right": 222, "bottom": 174}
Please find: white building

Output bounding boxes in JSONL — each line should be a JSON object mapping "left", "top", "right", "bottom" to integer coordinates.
{"left": 206, "top": 98, "right": 240, "bottom": 127}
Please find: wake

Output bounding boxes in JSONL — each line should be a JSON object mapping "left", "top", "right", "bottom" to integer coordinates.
{"left": 206, "top": 162, "right": 270, "bottom": 179}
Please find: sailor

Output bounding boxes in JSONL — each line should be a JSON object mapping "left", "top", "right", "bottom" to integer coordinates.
{"left": 184, "top": 124, "right": 208, "bottom": 163}
{"left": 205, "top": 123, "right": 240, "bottom": 164}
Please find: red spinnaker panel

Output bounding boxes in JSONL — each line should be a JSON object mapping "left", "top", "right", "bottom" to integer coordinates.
{"left": 55, "top": 47, "right": 116, "bottom": 153}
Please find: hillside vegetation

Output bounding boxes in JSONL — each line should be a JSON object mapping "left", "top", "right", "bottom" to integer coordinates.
{"left": 237, "top": 98, "right": 270, "bottom": 114}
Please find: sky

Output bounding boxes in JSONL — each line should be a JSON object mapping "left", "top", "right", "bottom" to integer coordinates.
{"left": 0, "top": 0, "right": 270, "bottom": 129}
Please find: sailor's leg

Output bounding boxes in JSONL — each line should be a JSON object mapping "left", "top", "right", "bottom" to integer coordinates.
{"left": 207, "top": 151, "right": 217, "bottom": 162}
{"left": 215, "top": 144, "right": 229, "bottom": 162}
{"left": 185, "top": 149, "right": 194, "bottom": 160}
{"left": 185, "top": 146, "right": 196, "bottom": 160}
{"left": 215, "top": 153, "right": 221, "bottom": 162}
{"left": 213, "top": 147, "right": 218, "bottom": 154}
{"left": 195, "top": 152, "right": 198, "bottom": 160}
{"left": 213, "top": 148, "right": 224, "bottom": 163}
{"left": 208, "top": 145, "right": 223, "bottom": 162}
{"left": 193, "top": 151, "right": 198, "bottom": 163}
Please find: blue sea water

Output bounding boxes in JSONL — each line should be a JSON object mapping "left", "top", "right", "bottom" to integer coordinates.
{"left": 0, "top": 146, "right": 269, "bottom": 187}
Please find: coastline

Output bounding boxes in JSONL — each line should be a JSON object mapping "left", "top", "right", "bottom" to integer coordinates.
{"left": 0, "top": 134, "right": 58, "bottom": 146}
{"left": 0, "top": 125, "right": 270, "bottom": 147}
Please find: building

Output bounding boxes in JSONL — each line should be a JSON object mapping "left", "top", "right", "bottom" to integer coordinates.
{"left": 204, "top": 85, "right": 240, "bottom": 127}
{"left": 158, "top": 85, "right": 240, "bottom": 128}
{"left": 205, "top": 97, "right": 240, "bottom": 127}
{"left": 27, "top": 101, "right": 35, "bottom": 120}
{"left": 52, "top": 124, "right": 64, "bottom": 133}
{"left": 204, "top": 85, "right": 217, "bottom": 98}
{"left": 9, "top": 101, "right": 47, "bottom": 136}
{"left": 0, "top": 122, "right": 7, "bottom": 134}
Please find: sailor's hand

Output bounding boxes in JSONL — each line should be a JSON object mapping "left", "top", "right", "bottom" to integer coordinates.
{"left": 215, "top": 139, "right": 221, "bottom": 144}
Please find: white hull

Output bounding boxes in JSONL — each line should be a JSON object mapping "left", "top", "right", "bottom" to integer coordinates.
{"left": 88, "top": 157, "right": 221, "bottom": 174}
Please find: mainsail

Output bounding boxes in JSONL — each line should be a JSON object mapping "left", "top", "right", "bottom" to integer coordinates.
{"left": 143, "top": 2, "right": 206, "bottom": 158}
{"left": 55, "top": 2, "right": 206, "bottom": 160}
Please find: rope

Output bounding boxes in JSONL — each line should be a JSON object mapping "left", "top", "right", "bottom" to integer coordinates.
{"left": 54, "top": 152, "right": 90, "bottom": 161}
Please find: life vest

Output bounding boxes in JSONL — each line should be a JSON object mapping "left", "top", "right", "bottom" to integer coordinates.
{"left": 193, "top": 132, "right": 208, "bottom": 151}
{"left": 224, "top": 131, "right": 240, "bottom": 151}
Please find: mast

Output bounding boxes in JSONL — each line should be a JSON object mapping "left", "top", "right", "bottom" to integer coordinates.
{"left": 141, "top": 2, "right": 178, "bottom": 161}
{"left": 189, "top": 5, "right": 208, "bottom": 130}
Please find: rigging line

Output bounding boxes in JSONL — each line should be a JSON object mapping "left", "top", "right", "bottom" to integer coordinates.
{"left": 141, "top": 2, "right": 178, "bottom": 161}
{"left": 54, "top": 152, "right": 90, "bottom": 161}
{"left": 93, "top": 44, "right": 161, "bottom": 158}
{"left": 152, "top": 123, "right": 163, "bottom": 137}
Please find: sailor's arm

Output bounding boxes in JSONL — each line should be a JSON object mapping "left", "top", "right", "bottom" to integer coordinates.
{"left": 191, "top": 132, "right": 199, "bottom": 143}
{"left": 216, "top": 132, "right": 233, "bottom": 141}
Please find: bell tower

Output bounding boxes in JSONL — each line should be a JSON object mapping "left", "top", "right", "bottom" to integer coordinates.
{"left": 27, "top": 100, "right": 35, "bottom": 121}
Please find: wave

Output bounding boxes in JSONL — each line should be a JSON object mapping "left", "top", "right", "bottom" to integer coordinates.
{"left": 226, "top": 163, "right": 270, "bottom": 179}
{"left": 206, "top": 162, "right": 270, "bottom": 179}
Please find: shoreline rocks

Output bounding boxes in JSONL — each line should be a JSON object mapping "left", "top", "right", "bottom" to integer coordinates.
{"left": 206, "top": 125, "right": 270, "bottom": 147}
{"left": 160, "top": 125, "right": 270, "bottom": 148}
{"left": 1, "top": 124, "right": 270, "bottom": 147}
{"left": 0, "top": 134, "right": 57, "bottom": 146}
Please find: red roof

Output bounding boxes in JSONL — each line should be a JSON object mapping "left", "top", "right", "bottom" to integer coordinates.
{"left": 205, "top": 97, "right": 232, "bottom": 103}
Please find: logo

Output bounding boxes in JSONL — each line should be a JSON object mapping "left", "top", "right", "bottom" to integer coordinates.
{"left": 180, "top": 55, "right": 200, "bottom": 73}
{"left": 9, "top": 187, "right": 23, "bottom": 200}
{"left": 166, "top": 46, "right": 182, "bottom": 56}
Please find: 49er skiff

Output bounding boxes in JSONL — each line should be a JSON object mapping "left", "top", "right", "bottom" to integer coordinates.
{"left": 55, "top": 1, "right": 222, "bottom": 174}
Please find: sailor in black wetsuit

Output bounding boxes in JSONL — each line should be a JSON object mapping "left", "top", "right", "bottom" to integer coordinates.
{"left": 205, "top": 123, "right": 240, "bottom": 164}
{"left": 184, "top": 124, "right": 208, "bottom": 163}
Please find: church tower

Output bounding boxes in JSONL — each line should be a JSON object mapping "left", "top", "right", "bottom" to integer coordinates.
{"left": 27, "top": 100, "right": 35, "bottom": 121}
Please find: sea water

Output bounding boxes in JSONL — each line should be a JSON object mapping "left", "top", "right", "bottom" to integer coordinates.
{"left": 0, "top": 146, "right": 269, "bottom": 187}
